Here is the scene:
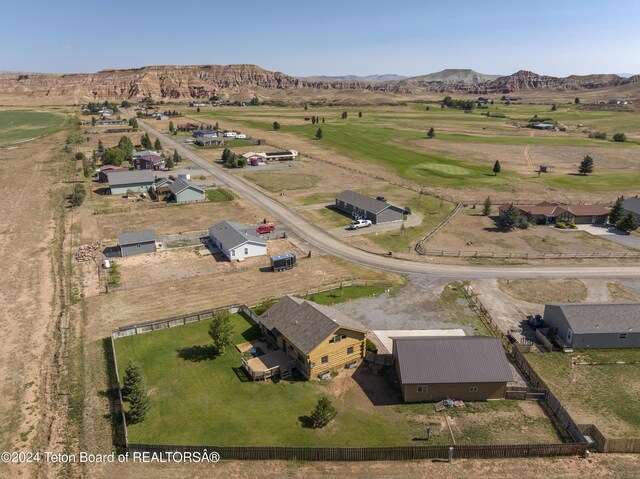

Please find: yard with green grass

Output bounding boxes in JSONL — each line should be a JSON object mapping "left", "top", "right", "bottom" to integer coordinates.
{"left": 0, "top": 110, "right": 67, "bottom": 145}
{"left": 114, "top": 312, "right": 560, "bottom": 446}
{"left": 205, "top": 187, "right": 234, "bottom": 202}
{"left": 527, "top": 350, "right": 640, "bottom": 438}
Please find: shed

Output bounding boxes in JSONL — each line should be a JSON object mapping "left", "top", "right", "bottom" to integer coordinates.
{"left": 118, "top": 229, "right": 157, "bottom": 257}
{"left": 271, "top": 252, "right": 296, "bottom": 271}
{"left": 392, "top": 337, "right": 513, "bottom": 402}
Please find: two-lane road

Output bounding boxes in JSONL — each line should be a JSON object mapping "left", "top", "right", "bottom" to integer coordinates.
{"left": 136, "top": 117, "right": 640, "bottom": 279}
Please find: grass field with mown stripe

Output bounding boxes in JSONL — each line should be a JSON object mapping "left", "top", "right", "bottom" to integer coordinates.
{"left": 0, "top": 110, "right": 67, "bottom": 145}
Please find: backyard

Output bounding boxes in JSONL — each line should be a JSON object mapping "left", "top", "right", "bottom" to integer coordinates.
{"left": 527, "top": 349, "right": 640, "bottom": 438}
{"left": 114, "top": 312, "right": 560, "bottom": 447}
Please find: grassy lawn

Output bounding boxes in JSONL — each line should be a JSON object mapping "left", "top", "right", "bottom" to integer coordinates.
{"left": 541, "top": 172, "right": 640, "bottom": 192}
{"left": 0, "top": 110, "right": 67, "bottom": 145}
{"left": 243, "top": 170, "right": 319, "bottom": 192}
{"left": 527, "top": 350, "right": 640, "bottom": 438}
{"left": 296, "top": 192, "right": 340, "bottom": 206}
{"left": 304, "top": 284, "right": 391, "bottom": 305}
{"left": 205, "top": 187, "right": 234, "bottom": 202}
{"left": 115, "top": 312, "right": 560, "bottom": 446}
{"left": 498, "top": 279, "right": 587, "bottom": 304}
{"left": 300, "top": 207, "right": 353, "bottom": 229}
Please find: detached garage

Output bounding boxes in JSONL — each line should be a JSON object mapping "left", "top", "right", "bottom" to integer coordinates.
{"left": 118, "top": 229, "right": 157, "bottom": 257}
{"left": 335, "top": 190, "right": 403, "bottom": 224}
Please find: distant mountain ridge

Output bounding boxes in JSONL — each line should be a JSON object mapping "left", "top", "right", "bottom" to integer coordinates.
{"left": 299, "top": 74, "right": 408, "bottom": 83}
{"left": 0, "top": 64, "right": 638, "bottom": 100}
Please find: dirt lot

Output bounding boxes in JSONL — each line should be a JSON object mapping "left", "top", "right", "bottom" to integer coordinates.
{"left": 498, "top": 279, "right": 588, "bottom": 304}
{"left": 428, "top": 207, "right": 636, "bottom": 256}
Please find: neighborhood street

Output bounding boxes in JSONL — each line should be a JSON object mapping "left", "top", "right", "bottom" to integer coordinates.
{"left": 136, "top": 118, "right": 640, "bottom": 280}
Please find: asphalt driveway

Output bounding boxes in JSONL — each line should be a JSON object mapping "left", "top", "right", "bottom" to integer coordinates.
{"left": 576, "top": 224, "right": 640, "bottom": 250}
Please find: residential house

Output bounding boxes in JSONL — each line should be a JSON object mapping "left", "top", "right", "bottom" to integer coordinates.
{"left": 178, "top": 122, "right": 199, "bottom": 131}
{"left": 242, "top": 150, "right": 298, "bottom": 163}
{"left": 335, "top": 190, "right": 404, "bottom": 224}
{"left": 208, "top": 220, "right": 267, "bottom": 261}
{"left": 623, "top": 197, "right": 640, "bottom": 224}
{"left": 498, "top": 202, "right": 609, "bottom": 225}
{"left": 107, "top": 170, "right": 154, "bottom": 195}
{"left": 195, "top": 137, "right": 225, "bottom": 147}
{"left": 258, "top": 296, "right": 368, "bottom": 380}
{"left": 133, "top": 154, "right": 165, "bottom": 171}
{"left": 133, "top": 150, "right": 159, "bottom": 158}
{"left": 543, "top": 303, "right": 640, "bottom": 349}
{"left": 118, "top": 229, "right": 157, "bottom": 257}
{"left": 392, "top": 337, "right": 513, "bottom": 402}
{"left": 531, "top": 123, "right": 556, "bottom": 130}
{"left": 96, "top": 118, "right": 126, "bottom": 126}
{"left": 97, "top": 165, "right": 128, "bottom": 183}
{"left": 168, "top": 178, "right": 205, "bottom": 203}
{"left": 193, "top": 129, "right": 218, "bottom": 138}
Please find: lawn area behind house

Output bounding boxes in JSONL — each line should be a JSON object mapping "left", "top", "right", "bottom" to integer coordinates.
{"left": 205, "top": 187, "right": 234, "bottom": 202}
{"left": 115, "top": 312, "right": 561, "bottom": 446}
{"left": 527, "top": 350, "right": 640, "bottom": 438}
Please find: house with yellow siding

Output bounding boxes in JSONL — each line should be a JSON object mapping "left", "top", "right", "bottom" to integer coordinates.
{"left": 259, "top": 296, "right": 368, "bottom": 380}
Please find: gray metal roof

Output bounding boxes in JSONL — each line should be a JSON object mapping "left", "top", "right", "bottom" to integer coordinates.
{"left": 623, "top": 197, "right": 640, "bottom": 215}
{"left": 118, "top": 229, "right": 157, "bottom": 246}
{"left": 168, "top": 178, "right": 205, "bottom": 196}
{"left": 107, "top": 170, "right": 154, "bottom": 187}
{"left": 393, "top": 337, "right": 513, "bottom": 385}
{"left": 260, "top": 296, "right": 368, "bottom": 355}
{"left": 546, "top": 302, "right": 640, "bottom": 334}
{"left": 208, "top": 220, "right": 265, "bottom": 251}
{"left": 271, "top": 252, "right": 296, "bottom": 261}
{"left": 336, "top": 190, "right": 391, "bottom": 215}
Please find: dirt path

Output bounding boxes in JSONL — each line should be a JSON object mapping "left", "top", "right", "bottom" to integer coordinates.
{"left": 523, "top": 144, "right": 534, "bottom": 168}
{"left": 0, "top": 131, "right": 68, "bottom": 478}
{"left": 470, "top": 280, "right": 538, "bottom": 332}
{"left": 582, "top": 279, "right": 613, "bottom": 302}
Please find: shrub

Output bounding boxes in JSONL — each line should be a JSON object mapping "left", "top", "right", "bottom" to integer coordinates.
{"left": 555, "top": 222, "right": 567, "bottom": 229}
{"left": 613, "top": 132, "right": 627, "bottom": 142}
{"left": 365, "top": 338, "right": 378, "bottom": 354}
{"left": 567, "top": 221, "right": 577, "bottom": 229}
{"left": 588, "top": 131, "right": 607, "bottom": 140}
{"left": 518, "top": 222, "right": 532, "bottom": 229}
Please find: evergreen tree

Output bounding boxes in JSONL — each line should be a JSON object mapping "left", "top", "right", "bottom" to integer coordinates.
{"left": 579, "top": 155, "right": 594, "bottom": 175}
{"left": 551, "top": 104, "right": 557, "bottom": 111}
{"left": 315, "top": 127, "right": 323, "bottom": 140}
{"left": 427, "top": 127, "right": 435, "bottom": 139}
{"left": 128, "top": 118, "right": 138, "bottom": 131}
{"left": 196, "top": 106, "right": 201, "bottom": 113}
{"left": 98, "top": 140, "right": 104, "bottom": 153}
{"left": 221, "top": 148, "right": 231, "bottom": 164}
{"left": 91, "top": 116, "right": 96, "bottom": 126}
{"left": 122, "top": 361, "right": 143, "bottom": 399}
{"left": 574, "top": 97, "right": 580, "bottom": 104}
{"left": 172, "top": 149, "right": 182, "bottom": 164}
{"left": 127, "top": 381, "right": 151, "bottom": 424}
{"left": 617, "top": 213, "right": 639, "bottom": 232}
{"left": 482, "top": 196, "right": 492, "bottom": 216}
{"left": 499, "top": 203, "right": 519, "bottom": 231}
{"left": 273, "top": 121, "right": 281, "bottom": 130}
{"left": 208, "top": 310, "right": 234, "bottom": 354}
{"left": 214, "top": 122, "right": 219, "bottom": 131}
{"left": 169, "top": 121, "right": 174, "bottom": 133}
{"left": 341, "top": 111, "right": 347, "bottom": 119}
{"left": 141, "top": 133, "right": 152, "bottom": 150}
{"left": 613, "top": 132, "right": 627, "bottom": 142}
{"left": 358, "top": 111, "right": 362, "bottom": 118}
{"left": 609, "top": 196, "right": 625, "bottom": 226}
{"left": 304, "top": 103, "right": 308, "bottom": 110}
{"left": 154, "top": 138, "right": 162, "bottom": 151}
{"left": 310, "top": 397, "right": 337, "bottom": 428}
{"left": 165, "top": 154, "right": 174, "bottom": 169}
{"left": 322, "top": 117, "right": 325, "bottom": 123}
{"left": 493, "top": 160, "right": 501, "bottom": 176}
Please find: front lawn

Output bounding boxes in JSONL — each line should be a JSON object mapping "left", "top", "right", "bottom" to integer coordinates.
{"left": 205, "top": 187, "right": 234, "bottom": 202}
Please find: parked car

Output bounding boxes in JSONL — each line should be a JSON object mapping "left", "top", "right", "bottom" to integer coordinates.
{"left": 347, "top": 219, "right": 372, "bottom": 230}
{"left": 403, "top": 207, "right": 412, "bottom": 215}
{"left": 256, "top": 225, "right": 276, "bottom": 234}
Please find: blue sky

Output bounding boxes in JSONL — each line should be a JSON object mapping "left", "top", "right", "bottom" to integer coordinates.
{"left": 1, "top": 0, "right": 639, "bottom": 76}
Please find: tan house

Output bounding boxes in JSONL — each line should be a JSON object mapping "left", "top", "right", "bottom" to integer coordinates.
{"left": 498, "top": 202, "right": 609, "bottom": 226}
{"left": 258, "top": 296, "right": 368, "bottom": 379}
{"left": 393, "top": 337, "right": 513, "bottom": 402}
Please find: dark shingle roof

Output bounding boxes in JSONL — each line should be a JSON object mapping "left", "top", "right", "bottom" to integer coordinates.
{"left": 208, "top": 220, "right": 265, "bottom": 251}
{"left": 623, "top": 197, "right": 640, "bottom": 215}
{"left": 168, "top": 178, "right": 204, "bottom": 196}
{"left": 260, "top": 296, "right": 368, "bottom": 355}
{"left": 336, "top": 190, "right": 391, "bottom": 215}
{"left": 547, "top": 302, "right": 640, "bottom": 333}
{"left": 118, "top": 229, "right": 156, "bottom": 245}
{"left": 393, "top": 337, "right": 513, "bottom": 384}
{"left": 107, "top": 170, "right": 154, "bottom": 187}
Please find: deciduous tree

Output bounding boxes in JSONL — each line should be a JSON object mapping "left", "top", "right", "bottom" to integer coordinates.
{"left": 208, "top": 310, "right": 234, "bottom": 354}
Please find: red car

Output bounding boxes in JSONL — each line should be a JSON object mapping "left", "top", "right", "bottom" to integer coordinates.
{"left": 256, "top": 225, "right": 275, "bottom": 234}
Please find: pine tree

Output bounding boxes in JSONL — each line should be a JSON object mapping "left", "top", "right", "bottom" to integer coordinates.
{"left": 273, "top": 121, "right": 281, "bottom": 130}
{"left": 221, "top": 148, "right": 231, "bottom": 164}
{"left": 482, "top": 196, "right": 492, "bottom": 216}
{"left": 358, "top": 111, "right": 362, "bottom": 118}
{"left": 173, "top": 149, "right": 182, "bottom": 164}
{"left": 579, "top": 155, "right": 594, "bottom": 175}
{"left": 122, "top": 361, "right": 143, "bottom": 399}
{"left": 493, "top": 160, "right": 501, "bottom": 176}
{"left": 609, "top": 196, "right": 625, "bottom": 226}
{"left": 91, "top": 116, "right": 96, "bottom": 126}
{"left": 165, "top": 154, "right": 174, "bottom": 169}
{"left": 499, "top": 203, "right": 519, "bottom": 231}
{"left": 315, "top": 127, "right": 323, "bottom": 140}
{"left": 141, "top": 133, "right": 152, "bottom": 150}
{"left": 617, "top": 213, "right": 639, "bottom": 232}
{"left": 196, "top": 106, "right": 201, "bottom": 113}
{"left": 127, "top": 382, "right": 151, "bottom": 424}
{"left": 98, "top": 140, "right": 104, "bottom": 153}
{"left": 551, "top": 104, "right": 557, "bottom": 111}
{"left": 341, "top": 111, "right": 347, "bottom": 119}
{"left": 169, "top": 121, "right": 174, "bottom": 132}
{"left": 427, "top": 127, "right": 435, "bottom": 139}
{"left": 322, "top": 117, "right": 325, "bottom": 123}
{"left": 154, "top": 138, "right": 162, "bottom": 151}
{"left": 214, "top": 122, "right": 219, "bottom": 131}
{"left": 310, "top": 397, "right": 337, "bottom": 428}
{"left": 208, "top": 310, "right": 234, "bottom": 354}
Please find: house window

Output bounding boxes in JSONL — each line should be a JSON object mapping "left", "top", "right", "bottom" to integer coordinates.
{"left": 566, "top": 328, "right": 573, "bottom": 343}
{"left": 469, "top": 386, "right": 479, "bottom": 393}
{"left": 347, "top": 346, "right": 354, "bottom": 355}
{"left": 231, "top": 249, "right": 235, "bottom": 257}
{"left": 244, "top": 247, "right": 248, "bottom": 255}
{"left": 416, "top": 385, "right": 428, "bottom": 393}
{"left": 136, "top": 244, "right": 141, "bottom": 248}
{"left": 321, "top": 355, "right": 328, "bottom": 364}
{"left": 330, "top": 334, "right": 346, "bottom": 343}
{"left": 309, "top": 362, "right": 316, "bottom": 369}
{"left": 619, "top": 333, "right": 628, "bottom": 340}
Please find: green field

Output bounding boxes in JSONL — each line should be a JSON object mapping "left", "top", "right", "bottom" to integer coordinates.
{"left": 114, "top": 312, "right": 560, "bottom": 446}
{"left": 0, "top": 110, "right": 67, "bottom": 145}
{"left": 527, "top": 349, "right": 640, "bottom": 438}
{"left": 542, "top": 172, "right": 640, "bottom": 192}
{"left": 205, "top": 187, "right": 234, "bottom": 202}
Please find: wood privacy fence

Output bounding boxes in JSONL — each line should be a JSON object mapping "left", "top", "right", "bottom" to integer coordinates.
{"left": 421, "top": 250, "right": 640, "bottom": 259}
{"left": 126, "top": 442, "right": 587, "bottom": 462}
{"left": 579, "top": 424, "right": 640, "bottom": 453}
{"left": 415, "top": 203, "right": 462, "bottom": 255}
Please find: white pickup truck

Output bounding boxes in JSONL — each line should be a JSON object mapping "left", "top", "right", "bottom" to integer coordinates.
{"left": 347, "top": 219, "right": 372, "bottom": 230}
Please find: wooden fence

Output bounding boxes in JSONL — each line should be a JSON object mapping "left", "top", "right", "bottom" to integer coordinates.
{"left": 505, "top": 386, "right": 547, "bottom": 401}
{"left": 579, "top": 424, "right": 640, "bottom": 453}
{"left": 415, "top": 202, "right": 462, "bottom": 255}
{"left": 422, "top": 250, "right": 640, "bottom": 259}
{"left": 109, "top": 336, "right": 128, "bottom": 447}
{"left": 126, "top": 442, "right": 587, "bottom": 462}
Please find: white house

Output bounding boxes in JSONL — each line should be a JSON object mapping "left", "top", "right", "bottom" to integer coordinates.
{"left": 208, "top": 221, "right": 267, "bottom": 261}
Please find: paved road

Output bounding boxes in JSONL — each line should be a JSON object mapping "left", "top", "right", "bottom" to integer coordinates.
{"left": 136, "top": 117, "right": 640, "bottom": 279}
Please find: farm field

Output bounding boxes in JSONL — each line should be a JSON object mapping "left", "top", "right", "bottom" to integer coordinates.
{"left": 0, "top": 109, "right": 67, "bottom": 145}
{"left": 114, "top": 313, "right": 560, "bottom": 447}
{"left": 527, "top": 350, "right": 640, "bottom": 438}
{"left": 191, "top": 103, "right": 640, "bottom": 198}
